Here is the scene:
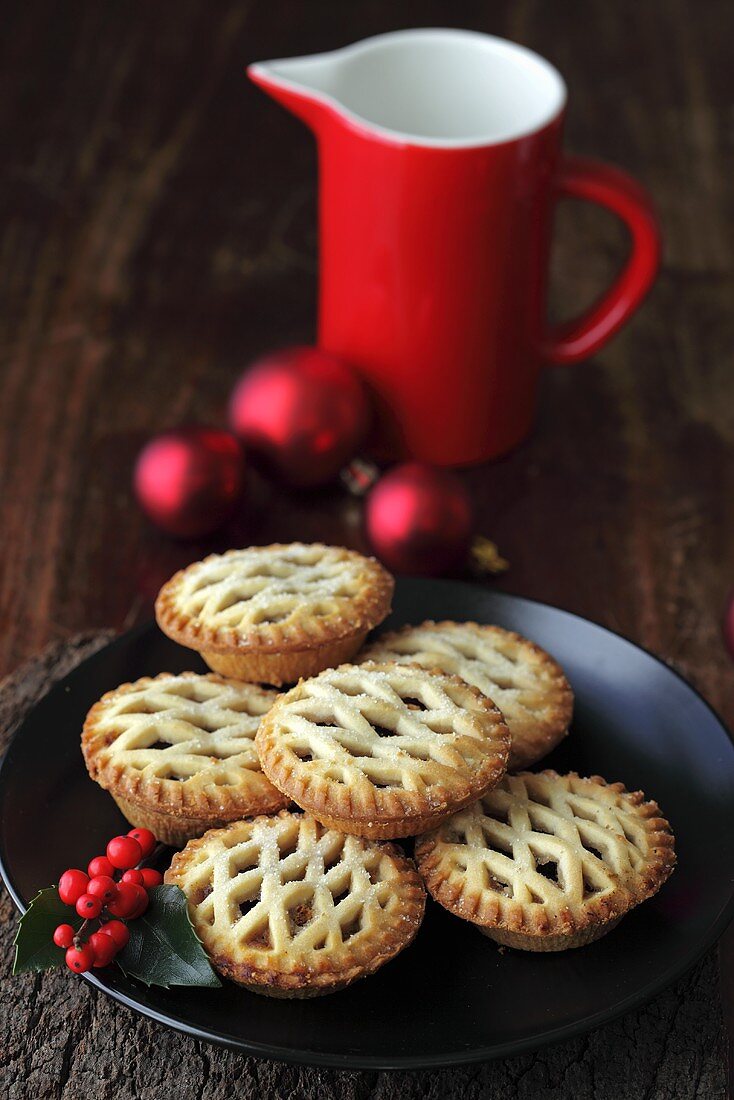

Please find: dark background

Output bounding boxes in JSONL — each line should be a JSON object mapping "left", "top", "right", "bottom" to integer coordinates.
{"left": 0, "top": 0, "right": 732, "bottom": 1095}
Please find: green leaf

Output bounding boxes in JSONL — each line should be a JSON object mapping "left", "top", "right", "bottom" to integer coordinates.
{"left": 13, "top": 887, "right": 82, "bottom": 975}
{"left": 117, "top": 885, "right": 221, "bottom": 989}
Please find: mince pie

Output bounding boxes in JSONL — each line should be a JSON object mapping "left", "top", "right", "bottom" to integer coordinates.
{"left": 165, "top": 811, "right": 425, "bottom": 996}
{"left": 82, "top": 672, "right": 286, "bottom": 846}
{"left": 255, "top": 661, "right": 511, "bottom": 839}
{"left": 155, "top": 543, "right": 394, "bottom": 686}
{"left": 415, "top": 770, "right": 675, "bottom": 951}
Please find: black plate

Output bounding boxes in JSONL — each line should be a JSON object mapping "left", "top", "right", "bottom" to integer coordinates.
{"left": 2, "top": 579, "right": 734, "bottom": 1069}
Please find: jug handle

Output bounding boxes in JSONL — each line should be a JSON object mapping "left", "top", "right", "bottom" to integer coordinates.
{"left": 541, "top": 156, "right": 661, "bottom": 365}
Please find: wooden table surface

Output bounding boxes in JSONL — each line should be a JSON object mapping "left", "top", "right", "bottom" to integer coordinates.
{"left": 0, "top": 1, "right": 731, "bottom": 1096}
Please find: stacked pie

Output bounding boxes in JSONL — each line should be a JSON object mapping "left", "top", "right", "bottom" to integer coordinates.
{"left": 81, "top": 672, "right": 286, "bottom": 846}
{"left": 255, "top": 661, "right": 511, "bottom": 839}
{"left": 155, "top": 543, "right": 394, "bottom": 686}
{"left": 81, "top": 541, "right": 675, "bottom": 995}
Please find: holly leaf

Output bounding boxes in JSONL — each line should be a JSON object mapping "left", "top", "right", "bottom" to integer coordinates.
{"left": 13, "top": 887, "right": 82, "bottom": 975}
{"left": 116, "top": 885, "right": 220, "bottom": 988}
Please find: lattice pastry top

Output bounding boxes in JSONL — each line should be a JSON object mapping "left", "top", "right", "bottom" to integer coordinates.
{"left": 255, "top": 662, "right": 511, "bottom": 839}
{"left": 415, "top": 770, "right": 675, "bottom": 951}
{"left": 155, "top": 543, "right": 394, "bottom": 655}
{"left": 360, "top": 621, "right": 573, "bottom": 770}
{"left": 82, "top": 672, "right": 287, "bottom": 821}
{"left": 165, "top": 811, "right": 426, "bottom": 997}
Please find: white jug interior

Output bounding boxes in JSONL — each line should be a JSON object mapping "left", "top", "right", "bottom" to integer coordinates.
{"left": 251, "top": 29, "right": 567, "bottom": 147}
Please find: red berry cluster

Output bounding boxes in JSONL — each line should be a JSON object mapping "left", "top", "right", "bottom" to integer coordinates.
{"left": 54, "top": 828, "right": 162, "bottom": 973}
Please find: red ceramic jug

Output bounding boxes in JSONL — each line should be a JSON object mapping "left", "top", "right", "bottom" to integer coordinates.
{"left": 249, "top": 30, "right": 660, "bottom": 466}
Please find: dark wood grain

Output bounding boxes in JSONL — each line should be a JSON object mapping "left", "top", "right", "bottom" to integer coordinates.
{"left": 0, "top": 0, "right": 732, "bottom": 1095}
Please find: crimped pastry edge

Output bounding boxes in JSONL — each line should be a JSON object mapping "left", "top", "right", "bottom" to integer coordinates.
{"left": 360, "top": 620, "right": 574, "bottom": 770}
{"left": 82, "top": 671, "right": 289, "bottom": 823}
{"left": 414, "top": 770, "right": 676, "bottom": 949}
{"left": 155, "top": 543, "right": 394, "bottom": 658}
{"left": 479, "top": 916, "right": 623, "bottom": 951}
{"left": 200, "top": 630, "right": 369, "bottom": 687}
{"left": 164, "top": 811, "right": 426, "bottom": 997}
{"left": 255, "top": 662, "right": 511, "bottom": 838}
{"left": 298, "top": 803, "right": 485, "bottom": 841}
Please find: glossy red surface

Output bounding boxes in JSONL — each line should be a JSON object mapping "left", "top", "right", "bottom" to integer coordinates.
{"left": 228, "top": 346, "right": 370, "bottom": 487}
{"left": 249, "top": 71, "right": 660, "bottom": 467}
{"left": 364, "top": 462, "right": 474, "bottom": 575}
{"left": 133, "top": 427, "right": 245, "bottom": 539}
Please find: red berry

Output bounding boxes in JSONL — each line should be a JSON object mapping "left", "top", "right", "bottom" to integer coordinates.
{"left": 128, "top": 884, "right": 149, "bottom": 919}
{"left": 121, "top": 869, "right": 144, "bottom": 886}
{"left": 87, "top": 875, "right": 118, "bottom": 903}
{"left": 106, "top": 835, "right": 142, "bottom": 870}
{"left": 53, "top": 923, "right": 75, "bottom": 949}
{"left": 140, "top": 868, "right": 163, "bottom": 888}
{"left": 99, "top": 920, "right": 130, "bottom": 949}
{"left": 65, "top": 945, "right": 94, "bottom": 973}
{"left": 88, "top": 931, "right": 117, "bottom": 967}
{"left": 127, "top": 828, "right": 156, "bottom": 858}
{"left": 58, "top": 869, "right": 89, "bottom": 906}
{"left": 106, "top": 882, "right": 143, "bottom": 919}
{"left": 88, "top": 855, "right": 115, "bottom": 879}
{"left": 75, "top": 893, "right": 103, "bottom": 919}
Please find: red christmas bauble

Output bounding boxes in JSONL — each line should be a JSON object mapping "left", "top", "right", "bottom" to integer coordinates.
{"left": 134, "top": 426, "right": 244, "bottom": 539}
{"left": 228, "top": 346, "right": 370, "bottom": 488}
{"left": 365, "top": 462, "right": 474, "bottom": 575}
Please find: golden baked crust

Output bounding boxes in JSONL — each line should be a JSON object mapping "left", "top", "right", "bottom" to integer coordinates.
{"left": 360, "top": 621, "right": 573, "bottom": 769}
{"left": 255, "top": 662, "right": 511, "bottom": 839}
{"left": 415, "top": 770, "right": 675, "bottom": 951}
{"left": 164, "top": 811, "right": 425, "bottom": 997}
{"left": 155, "top": 543, "right": 394, "bottom": 686}
{"left": 82, "top": 672, "right": 287, "bottom": 845}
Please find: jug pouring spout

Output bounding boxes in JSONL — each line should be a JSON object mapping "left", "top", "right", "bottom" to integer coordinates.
{"left": 247, "top": 55, "right": 340, "bottom": 132}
